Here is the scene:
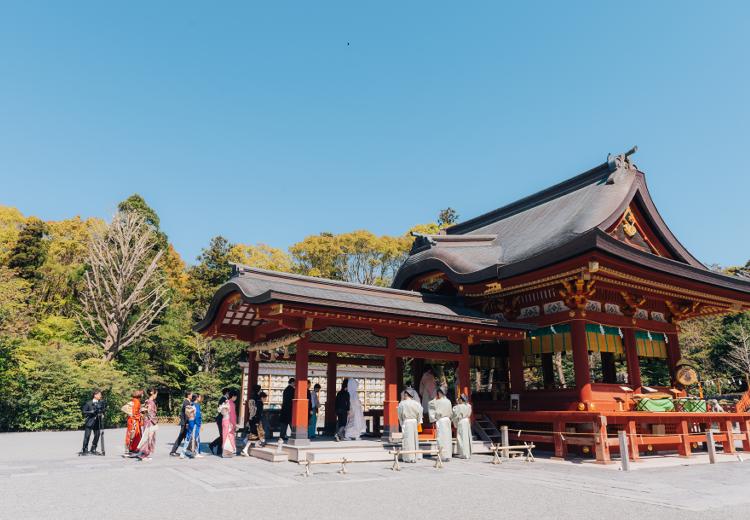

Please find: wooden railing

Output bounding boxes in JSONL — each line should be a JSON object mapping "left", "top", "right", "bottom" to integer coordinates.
{"left": 735, "top": 389, "right": 750, "bottom": 413}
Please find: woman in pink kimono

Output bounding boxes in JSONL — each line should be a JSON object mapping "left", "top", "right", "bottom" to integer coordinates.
{"left": 220, "top": 389, "right": 238, "bottom": 457}
{"left": 136, "top": 388, "right": 158, "bottom": 461}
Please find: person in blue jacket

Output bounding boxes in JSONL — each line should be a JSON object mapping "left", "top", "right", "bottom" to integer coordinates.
{"left": 181, "top": 394, "right": 204, "bottom": 458}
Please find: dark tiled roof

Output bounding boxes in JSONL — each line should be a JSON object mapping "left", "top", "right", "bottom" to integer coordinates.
{"left": 392, "top": 151, "right": 750, "bottom": 294}
{"left": 194, "top": 264, "right": 534, "bottom": 333}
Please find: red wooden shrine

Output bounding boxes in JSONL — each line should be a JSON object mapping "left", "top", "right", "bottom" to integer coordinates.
{"left": 197, "top": 149, "right": 750, "bottom": 461}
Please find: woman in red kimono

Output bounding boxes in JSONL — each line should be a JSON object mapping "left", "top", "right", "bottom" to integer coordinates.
{"left": 125, "top": 390, "right": 144, "bottom": 455}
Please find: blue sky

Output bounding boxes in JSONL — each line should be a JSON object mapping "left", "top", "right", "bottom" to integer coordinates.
{"left": 1, "top": 2, "right": 748, "bottom": 266}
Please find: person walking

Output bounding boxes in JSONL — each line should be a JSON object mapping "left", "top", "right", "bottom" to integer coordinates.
{"left": 181, "top": 394, "right": 203, "bottom": 459}
{"left": 308, "top": 383, "right": 321, "bottom": 439}
{"left": 123, "top": 390, "right": 144, "bottom": 456}
{"left": 278, "top": 378, "right": 295, "bottom": 442}
{"left": 136, "top": 388, "right": 158, "bottom": 461}
{"left": 221, "top": 389, "right": 238, "bottom": 457}
{"left": 170, "top": 390, "right": 193, "bottom": 457}
{"left": 209, "top": 388, "right": 229, "bottom": 455}
{"left": 397, "top": 388, "right": 423, "bottom": 463}
{"left": 80, "top": 389, "right": 105, "bottom": 456}
{"left": 241, "top": 385, "right": 263, "bottom": 456}
{"left": 334, "top": 379, "right": 350, "bottom": 442}
{"left": 428, "top": 387, "right": 453, "bottom": 462}
{"left": 452, "top": 394, "right": 472, "bottom": 459}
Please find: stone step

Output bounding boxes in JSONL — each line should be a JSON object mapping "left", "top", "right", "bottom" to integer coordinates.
{"left": 248, "top": 447, "right": 289, "bottom": 463}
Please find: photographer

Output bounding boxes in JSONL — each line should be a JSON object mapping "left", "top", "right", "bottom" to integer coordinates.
{"left": 80, "top": 389, "right": 105, "bottom": 456}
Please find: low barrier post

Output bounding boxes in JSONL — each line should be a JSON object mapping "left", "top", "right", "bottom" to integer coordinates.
{"left": 707, "top": 430, "right": 717, "bottom": 464}
{"left": 618, "top": 430, "right": 630, "bottom": 471}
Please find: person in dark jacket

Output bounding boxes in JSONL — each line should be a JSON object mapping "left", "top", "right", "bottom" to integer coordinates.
{"left": 334, "top": 379, "right": 350, "bottom": 442}
{"left": 278, "top": 378, "right": 295, "bottom": 442}
{"left": 170, "top": 390, "right": 193, "bottom": 456}
{"left": 80, "top": 389, "right": 104, "bottom": 455}
{"left": 209, "top": 388, "right": 230, "bottom": 455}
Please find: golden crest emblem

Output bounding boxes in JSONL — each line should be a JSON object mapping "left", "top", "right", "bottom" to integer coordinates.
{"left": 622, "top": 208, "right": 638, "bottom": 238}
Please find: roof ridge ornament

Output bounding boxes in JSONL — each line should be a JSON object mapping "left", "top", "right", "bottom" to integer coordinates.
{"left": 606, "top": 145, "right": 639, "bottom": 178}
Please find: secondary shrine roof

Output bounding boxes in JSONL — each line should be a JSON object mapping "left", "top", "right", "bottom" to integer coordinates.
{"left": 194, "top": 264, "right": 533, "bottom": 333}
{"left": 392, "top": 149, "right": 750, "bottom": 296}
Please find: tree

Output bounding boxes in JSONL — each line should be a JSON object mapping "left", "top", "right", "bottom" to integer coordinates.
{"left": 36, "top": 216, "right": 104, "bottom": 316}
{"left": 118, "top": 194, "right": 168, "bottom": 250}
{"left": 290, "top": 230, "right": 410, "bottom": 286}
{"left": 77, "top": 212, "right": 169, "bottom": 361}
{"left": 228, "top": 243, "right": 292, "bottom": 272}
{"left": 0, "top": 206, "right": 27, "bottom": 265}
{"left": 187, "top": 236, "right": 234, "bottom": 321}
{"left": 7, "top": 217, "right": 48, "bottom": 281}
{"left": 724, "top": 322, "right": 750, "bottom": 385}
{"left": 437, "top": 207, "right": 459, "bottom": 228}
{"left": 0, "top": 266, "right": 33, "bottom": 336}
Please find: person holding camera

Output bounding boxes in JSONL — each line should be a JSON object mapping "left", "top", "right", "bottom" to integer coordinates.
{"left": 80, "top": 389, "right": 105, "bottom": 456}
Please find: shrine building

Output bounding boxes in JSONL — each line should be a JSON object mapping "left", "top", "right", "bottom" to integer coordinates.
{"left": 196, "top": 149, "right": 750, "bottom": 463}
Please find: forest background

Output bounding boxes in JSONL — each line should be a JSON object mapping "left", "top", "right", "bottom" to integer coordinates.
{"left": 0, "top": 196, "right": 747, "bottom": 431}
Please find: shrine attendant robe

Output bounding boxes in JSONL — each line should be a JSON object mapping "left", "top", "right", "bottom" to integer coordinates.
{"left": 397, "top": 399, "right": 423, "bottom": 463}
{"left": 428, "top": 397, "right": 453, "bottom": 461}
{"left": 451, "top": 403, "right": 472, "bottom": 459}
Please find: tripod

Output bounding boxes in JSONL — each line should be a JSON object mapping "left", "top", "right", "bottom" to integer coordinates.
{"left": 97, "top": 409, "right": 106, "bottom": 456}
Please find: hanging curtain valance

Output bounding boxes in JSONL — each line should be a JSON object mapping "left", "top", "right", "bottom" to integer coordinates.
{"left": 585, "top": 324, "right": 624, "bottom": 354}
{"left": 635, "top": 330, "right": 668, "bottom": 358}
{"left": 523, "top": 324, "right": 571, "bottom": 355}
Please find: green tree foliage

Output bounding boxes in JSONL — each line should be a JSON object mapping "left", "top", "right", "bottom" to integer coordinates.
{"left": 0, "top": 206, "right": 27, "bottom": 265}
{"left": 437, "top": 207, "right": 459, "bottom": 227}
{"left": 7, "top": 217, "right": 48, "bottom": 282}
{"left": 187, "top": 236, "right": 234, "bottom": 321}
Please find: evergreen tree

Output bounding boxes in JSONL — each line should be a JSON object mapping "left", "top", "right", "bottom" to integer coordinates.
{"left": 187, "top": 236, "right": 234, "bottom": 321}
{"left": 7, "top": 217, "right": 48, "bottom": 282}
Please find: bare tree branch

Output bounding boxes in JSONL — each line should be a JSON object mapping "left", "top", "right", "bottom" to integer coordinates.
{"left": 77, "top": 211, "right": 169, "bottom": 361}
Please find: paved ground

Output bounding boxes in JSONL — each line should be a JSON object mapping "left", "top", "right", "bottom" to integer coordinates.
{"left": 2, "top": 425, "right": 750, "bottom": 520}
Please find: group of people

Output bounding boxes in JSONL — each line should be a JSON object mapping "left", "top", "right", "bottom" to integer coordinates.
{"left": 103, "top": 388, "right": 159, "bottom": 460}
{"left": 397, "top": 368, "right": 473, "bottom": 462}
{"left": 79, "top": 368, "right": 472, "bottom": 463}
{"left": 79, "top": 387, "right": 160, "bottom": 461}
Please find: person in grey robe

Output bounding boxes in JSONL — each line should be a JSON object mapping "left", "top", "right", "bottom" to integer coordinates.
{"left": 397, "top": 388, "right": 423, "bottom": 463}
{"left": 428, "top": 387, "right": 453, "bottom": 461}
{"left": 452, "top": 394, "right": 472, "bottom": 459}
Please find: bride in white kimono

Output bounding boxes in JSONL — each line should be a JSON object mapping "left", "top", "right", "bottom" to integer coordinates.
{"left": 397, "top": 388, "right": 423, "bottom": 462}
{"left": 428, "top": 387, "right": 453, "bottom": 461}
{"left": 452, "top": 394, "right": 472, "bottom": 459}
{"left": 344, "top": 378, "right": 366, "bottom": 440}
{"left": 419, "top": 368, "right": 437, "bottom": 413}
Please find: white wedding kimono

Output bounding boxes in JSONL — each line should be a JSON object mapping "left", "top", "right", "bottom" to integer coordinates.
{"left": 344, "top": 378, "right": 366, "bottom": 440}
{"left": 452, "top": 402, "right": 472, "bottom": 459}
{"left": 397, "top": 398, "right": 423, "bottom": 462}
{"left": 419, "top": 372, "right": 437, "bottom": 412}
{"left": 428, "top": 396, "right": 453, "bottom": 461}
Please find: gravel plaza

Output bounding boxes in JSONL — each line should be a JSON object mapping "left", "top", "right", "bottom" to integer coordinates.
{"left": 2, "top": 424, "right": 750, "bottom": 520}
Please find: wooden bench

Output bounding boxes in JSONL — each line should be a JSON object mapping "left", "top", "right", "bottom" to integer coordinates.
{"left": 302, "top": 457, "right": 351, "bottom": 477}
{"left": 489, "top": 442, "right": 536, "bottom": 464}
{"left": 388, "top": 448, "right": 445, "bottom": 471}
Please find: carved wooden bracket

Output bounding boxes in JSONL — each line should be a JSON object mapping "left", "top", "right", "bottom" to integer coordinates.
{"left": 559, "top": 279, "right": 596, "bottom": 312}
{"left": 482, "top": 296, "right": 519, "bottom": 318}
{"left": 665, "top": 300, "right": 701, "bottom": 322}
{"left": 620, "top": 291, "right": 646, "bottom": 318}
